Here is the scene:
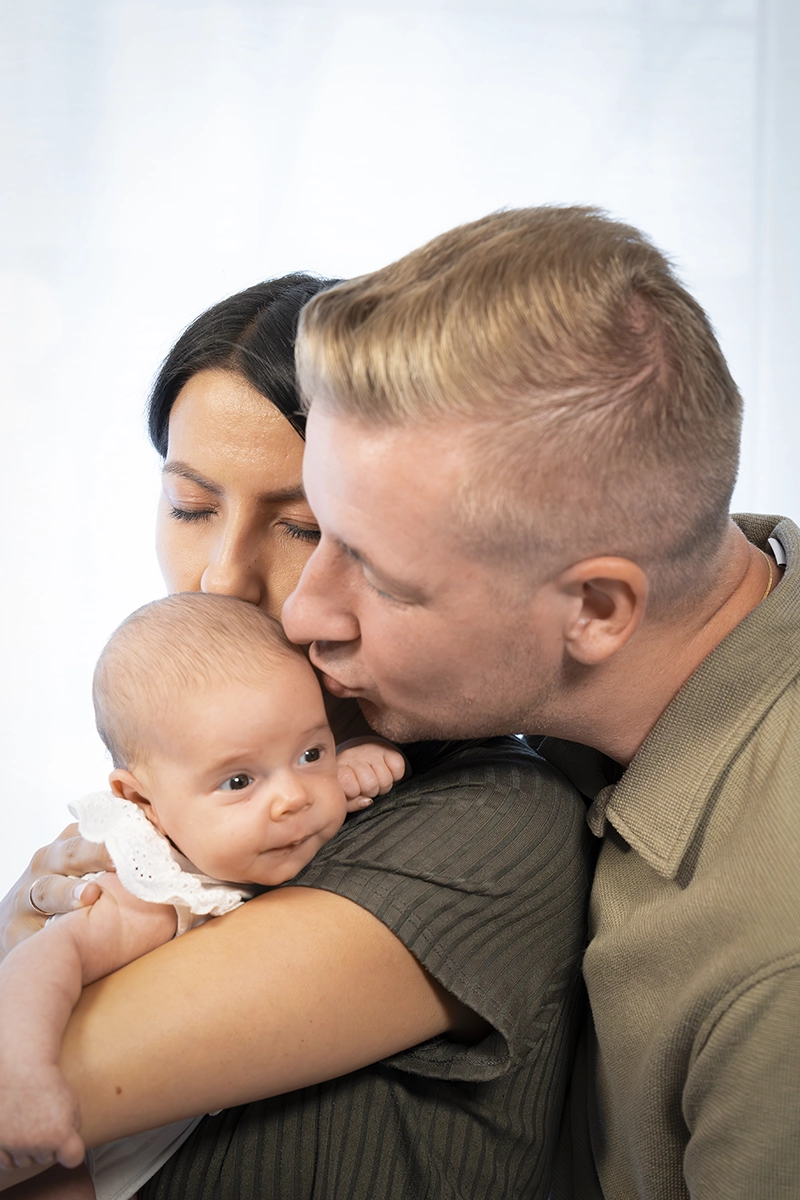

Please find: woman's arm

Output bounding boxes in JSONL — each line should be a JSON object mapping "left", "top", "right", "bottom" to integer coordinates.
{"left": 0, "top": 827, "right": 112, "bottom": 962}
{"left": 61, "top": 886, "right": 476, "bottom": 1148}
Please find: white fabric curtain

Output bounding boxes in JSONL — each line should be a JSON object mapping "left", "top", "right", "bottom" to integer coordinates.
{"left": 1, "top": 0, "right": 798, "bottom": 890}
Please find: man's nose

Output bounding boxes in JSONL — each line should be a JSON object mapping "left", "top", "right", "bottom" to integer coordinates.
{"left": 282, "top": 545, "right": 360, "bottom": 646}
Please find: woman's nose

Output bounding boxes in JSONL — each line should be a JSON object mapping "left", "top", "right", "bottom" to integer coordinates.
{"left": 201, "top": 535, "right": 264, "bottom": 607}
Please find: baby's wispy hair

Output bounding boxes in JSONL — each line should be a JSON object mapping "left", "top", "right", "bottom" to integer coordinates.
{"left": 93, "top": 593, "right": 305, "bottom": 769}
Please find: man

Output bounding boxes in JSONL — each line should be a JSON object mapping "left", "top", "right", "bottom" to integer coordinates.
{"left": 282, "top": 206, "right": 800, "bottom": 1199}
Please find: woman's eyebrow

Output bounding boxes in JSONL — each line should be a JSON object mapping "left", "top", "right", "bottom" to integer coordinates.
{"left": 162, "top": 462, "right": 307, "bottom": 505}
{"left": 162, "top": 461, "right": 223, "bottom": 495}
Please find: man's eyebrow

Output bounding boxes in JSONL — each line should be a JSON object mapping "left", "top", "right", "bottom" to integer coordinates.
{"left": 161, "top": 462, "right": 307, "bottom": 505}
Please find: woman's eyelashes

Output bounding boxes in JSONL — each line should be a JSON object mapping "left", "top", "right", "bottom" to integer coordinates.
{"left": 281, "top": 522, "right": 321, "bottom": 543}
{"left": 169, "top": 504, "right": 216, "bottom": 523}
{"left": 168, "top": 512, "right": 319, "bottom": 539}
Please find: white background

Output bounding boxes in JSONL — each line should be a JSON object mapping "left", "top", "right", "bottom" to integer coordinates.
{"left": 1, "top": 0, "right": 799, "bottom": 893}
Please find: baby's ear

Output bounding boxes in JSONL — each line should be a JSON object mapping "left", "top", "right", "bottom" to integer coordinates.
{"left": 108, "top": 769, "right": 164, "bottom": 832}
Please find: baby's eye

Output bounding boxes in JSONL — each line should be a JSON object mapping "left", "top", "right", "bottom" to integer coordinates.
{"left": 299, "top": 747, "right": 322, "bottom": 765}
{"left": 219, "top": 773, "right": 253, "bottom": 792}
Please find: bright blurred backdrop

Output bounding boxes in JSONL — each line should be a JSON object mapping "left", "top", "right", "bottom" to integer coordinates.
{"left": 1, "top": 0, "right": 799, "bottom": 892}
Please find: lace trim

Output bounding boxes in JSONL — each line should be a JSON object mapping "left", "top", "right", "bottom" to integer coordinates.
{"left": 69, "top": 792, "right": 253, "bottom": 934}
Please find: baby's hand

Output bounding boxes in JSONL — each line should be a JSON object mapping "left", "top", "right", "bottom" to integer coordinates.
{"left": 0, "top": 1063, "right": 85, "bottom": 1172}
{"left": 336, "top": 738, "right": 408, "bottom": 811}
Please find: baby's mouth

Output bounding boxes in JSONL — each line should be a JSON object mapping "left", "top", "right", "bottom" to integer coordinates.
{"left": 268, "top": 833, "right": 312, "bottom": 854}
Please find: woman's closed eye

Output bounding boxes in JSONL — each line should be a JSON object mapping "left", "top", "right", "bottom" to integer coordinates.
{"left": 218, "top": 773, "right": 254, "bottom": 792}
{"left": 281, "top": 521, "right": 321, "bottom": 544}
{"left": 169, "top": 504, "right": 217, "bottom": 523}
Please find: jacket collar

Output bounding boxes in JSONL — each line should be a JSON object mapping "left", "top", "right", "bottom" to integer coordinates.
{"left": 541, "top": 516, "right": 800, "bottom": 878}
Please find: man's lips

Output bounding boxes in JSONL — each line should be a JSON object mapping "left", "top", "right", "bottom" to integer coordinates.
{"left": 308, "top": 645, "right": 363, "bottom": 700}
{"left": 316, "top": 670, "right": 353, "bottom": 699}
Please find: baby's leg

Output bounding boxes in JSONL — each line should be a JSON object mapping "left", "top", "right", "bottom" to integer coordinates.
{"left": 1, "top": 1162, "right": 100, "bottom": 1198}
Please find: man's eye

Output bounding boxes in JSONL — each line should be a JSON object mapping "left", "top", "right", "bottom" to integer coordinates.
{"left": 219, "top": 773, "right": 253, "bottom": 792}
{"left": 299, "top": 747, "right": 322, "bottom": 765}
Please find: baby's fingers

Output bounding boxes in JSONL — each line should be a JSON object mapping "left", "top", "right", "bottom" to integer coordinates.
{"left": 337, "top": 765, "right": 363, "bottom": 800}
{"left": 0, "top": 1147, "right": 54, "bottom": 1170}
{"left": 57, "top": 1129, "right": 86, "bottom": 1169}
{"left": 382, "top": 749, "right": 408, "bottom": 783}
{"left": 352, "top": 763, "right": 383, "bottom": 798}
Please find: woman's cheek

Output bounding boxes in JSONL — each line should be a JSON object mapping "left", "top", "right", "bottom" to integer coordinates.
{"left": 155, "top": 507, "right": 204, "bottom": 594}
{"left": 270, "top": 538, "right": 319, "bottom": 617}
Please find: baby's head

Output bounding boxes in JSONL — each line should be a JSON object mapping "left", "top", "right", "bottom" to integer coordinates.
{"left": 93, "top": 593, "right": 347, "bottom": 885}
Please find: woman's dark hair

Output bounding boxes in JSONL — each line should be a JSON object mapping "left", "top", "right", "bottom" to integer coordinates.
{"left": 147, "top": 273, "right": 342, "bottom": 455}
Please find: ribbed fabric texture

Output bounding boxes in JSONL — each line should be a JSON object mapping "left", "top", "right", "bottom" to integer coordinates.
{"left": 140, "top": 737, "right": 591, "bottom": 1199}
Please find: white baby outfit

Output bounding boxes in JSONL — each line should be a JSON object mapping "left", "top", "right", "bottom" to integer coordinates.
{"left": 69, "top": 792, "right": 254, "bottom": 1200}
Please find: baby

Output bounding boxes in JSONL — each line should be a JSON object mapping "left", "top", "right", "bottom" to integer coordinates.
{"left": 0, "top": 593, "right": 406, "bottom": 1199}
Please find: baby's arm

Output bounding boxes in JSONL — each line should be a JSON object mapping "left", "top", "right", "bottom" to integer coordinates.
{"left": 0, "top": 874, "right": 176, "bottom": 1173}
{"left": 336, "top": 737, "right": 408, "bottom": 810}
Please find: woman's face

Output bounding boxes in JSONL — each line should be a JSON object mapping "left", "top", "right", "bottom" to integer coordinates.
{"left": 156, "top": 368, "right": 320, "bottom": 620}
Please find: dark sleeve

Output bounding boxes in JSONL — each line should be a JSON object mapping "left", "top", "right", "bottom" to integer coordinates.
{"left": 141, "top": 739, "right": 592, "bottom": 1200}
{"left": 289, "top": 737, "right": 592, "bottom": 1082}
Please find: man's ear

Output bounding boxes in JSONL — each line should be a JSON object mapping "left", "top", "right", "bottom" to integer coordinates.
{"left": 108, "top": 769, "right": 167, "bottom": 835}
{"left": 559, "top": 557, "right": 648, "bottom": 666}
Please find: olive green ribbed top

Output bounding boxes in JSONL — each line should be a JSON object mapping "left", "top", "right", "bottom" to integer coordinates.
{"left": 141, "top": 737, "right": 590, "bottom": 1199}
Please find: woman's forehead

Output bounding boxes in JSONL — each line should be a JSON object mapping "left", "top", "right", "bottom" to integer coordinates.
{"left": 167, "top": 368, "right": 305, "bottom": 485}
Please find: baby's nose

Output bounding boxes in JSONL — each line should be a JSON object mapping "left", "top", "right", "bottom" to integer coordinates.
{"left": 270, "top": 778, "right": 311, "bottom": 820}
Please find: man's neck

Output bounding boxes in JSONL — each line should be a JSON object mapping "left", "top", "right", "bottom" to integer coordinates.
{"left": 551, "top": 523, "right": 781, "bottom": 766}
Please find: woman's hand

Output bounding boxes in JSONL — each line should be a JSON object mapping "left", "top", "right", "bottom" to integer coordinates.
{"left": 0, "top": 826, "right": 113, "bottom": 962}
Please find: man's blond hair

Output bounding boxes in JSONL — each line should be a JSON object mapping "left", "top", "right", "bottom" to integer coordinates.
{"left": 296, "top": 206, "right": 742, "bottom": 613}
{"left": 93, "top": 593, "right": 303, "bottom": 769}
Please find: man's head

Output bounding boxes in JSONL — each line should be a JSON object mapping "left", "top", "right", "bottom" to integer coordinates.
{"left": 283, "top": 207, "right": 744, "bottom": 746}
{"left": 94, "top": 593, "right": 346, "bottom": 885}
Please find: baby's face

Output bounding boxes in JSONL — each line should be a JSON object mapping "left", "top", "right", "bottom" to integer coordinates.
{"left": 130, "top": 654, "right": 347, "bottom": 886}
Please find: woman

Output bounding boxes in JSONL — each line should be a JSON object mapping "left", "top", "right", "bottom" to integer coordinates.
{"left": 0, "top": 276, "right": 590, "bottom": 1199}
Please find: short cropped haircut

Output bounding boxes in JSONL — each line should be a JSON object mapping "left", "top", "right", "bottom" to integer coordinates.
{"left": 93, "top": 593, "right": 304, "bottom": 769}
{"left": 296, "top": 206, "right": 743, "bottom": 613}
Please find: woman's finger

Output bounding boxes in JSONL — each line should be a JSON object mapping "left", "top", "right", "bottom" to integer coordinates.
{"left": 0, "top": 829, "right": 113, "bottom": 962}
{"left": 30, "top": 827, "right": 113, "bottom": 880}
{"left": 28, "top": 875, "right": 103, "bottom": 918}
